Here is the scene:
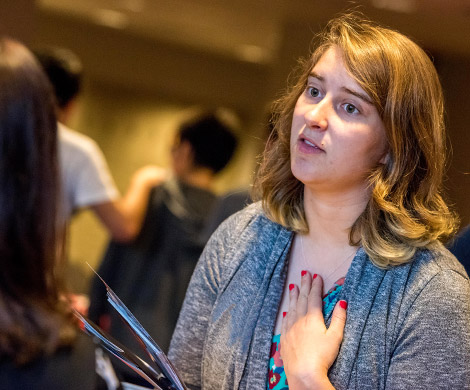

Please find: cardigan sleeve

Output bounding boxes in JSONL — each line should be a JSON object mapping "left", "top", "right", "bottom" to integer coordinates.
{"left": 168, "top": 209, "right": 246, "bottom": 390}
{"left": 385, "top": 269, "right": 470, "bottom": 389}
{"left": 167, "top": 235, "right": 221, "bottom": 389}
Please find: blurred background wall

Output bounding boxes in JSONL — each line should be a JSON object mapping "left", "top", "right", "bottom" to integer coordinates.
{"left": 1, "top": 0, "right": 470, "bottom": 292}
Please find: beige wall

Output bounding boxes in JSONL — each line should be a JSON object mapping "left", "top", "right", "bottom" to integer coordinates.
{"left": 0, "top": 0, "right": 36, "bottom": 44}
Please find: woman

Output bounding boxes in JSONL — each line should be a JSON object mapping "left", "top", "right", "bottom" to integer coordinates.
{"left": 0, "top": 38, "right": 111, "bottom": 389}
{"left": 168, "top": 14, "right": 470, "bottom": 390}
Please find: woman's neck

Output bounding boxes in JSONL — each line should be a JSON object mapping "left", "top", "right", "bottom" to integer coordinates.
{"left": 274, "top": 186, "right": 369, "bottom": 334}
{"left": 303, "top": 185, "right": 370, "bottom": 247}
{"left": 293, "top": 186, "right": 369, "bottom": 289}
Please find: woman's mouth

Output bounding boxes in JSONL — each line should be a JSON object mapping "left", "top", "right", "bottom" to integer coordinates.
{"left": 298, "top": 136, "right": 324, "bottom": 153}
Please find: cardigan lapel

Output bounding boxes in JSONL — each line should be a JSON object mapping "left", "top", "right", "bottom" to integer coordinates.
{"left": 328, "top": 248, "right": 387, "bottom": 388}
{"left": 204, "top": 216, "right": 293, "bottom": 390}
{"left": 239, "top": 229, "right": 293, "bottom": 389}
{"left": 232, "top": 226, "right": 293, "bottom": 389}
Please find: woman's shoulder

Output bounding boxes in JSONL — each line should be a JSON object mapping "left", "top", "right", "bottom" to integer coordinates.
{"left": 200, "top": 202, "right": 292, "bottom": 284}
{"left": 400, "top": 243, "right": 470, "bottom": 303}
{"left": 224, "top": 200, "right": 267, "bottom": 223}
{"left": 210, "top": 201, "right": 283, "bottom": 241}
{"left": 411, "top": 243, "right": 468, "bottom": 280}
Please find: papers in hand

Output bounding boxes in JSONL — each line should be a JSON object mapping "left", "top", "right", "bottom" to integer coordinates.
{"left": 75, "top": 268, "right": 187, "bottom": 390}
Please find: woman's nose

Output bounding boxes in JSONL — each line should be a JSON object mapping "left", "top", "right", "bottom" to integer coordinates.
{"left": 304, "top": 101, "right": 328, "bottom": 131}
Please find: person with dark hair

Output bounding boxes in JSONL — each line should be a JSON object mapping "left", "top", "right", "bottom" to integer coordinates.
{"left": 200, "top": 110, "right": 276, "bottom": 243}
{"left": 35, "top": 47, "right": 165, "bottom": 243}
{"left": 34, "top": 47, "right": 82, "bottom": 115}
{"left": 168, "top": 14, "right": 470, "bottom": 390}
{"left": 88, "top": 111, "right": 237, "bottom": 383}
{"left": 0, "top": 37, "right": 118, "bottom": 390}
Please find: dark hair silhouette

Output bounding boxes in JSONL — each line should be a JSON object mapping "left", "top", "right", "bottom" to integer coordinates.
{"left": 0, "top": 37, "right": 75, "bottom": 365}
{"left": 34, "top": 47, "right": 83, "bottom": 109}
{"left": 178, "top": 112, "right": 238, "bottom": 174}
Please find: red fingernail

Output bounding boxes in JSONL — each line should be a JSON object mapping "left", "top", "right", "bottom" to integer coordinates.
{"left": 313, "top": 273, "right": 318, "bottom": 280}
{"left": 301, "top": 270, "right": 307, "bottom": 277}
{"left": 339, "top": 300, "right": 348, "bottom": 310}
{"left": 289, "top": 283, "right": 295, "bottom": 291}
{"left": 282, "top": 311, "right": 287, "bottom": 318}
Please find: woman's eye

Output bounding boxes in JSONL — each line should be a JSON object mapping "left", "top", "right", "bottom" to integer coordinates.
{"left": 307, "top": 87, "right": 320, "bottom": 98}
{"left": 345, "top": 103, "right": 359, "bottom": 114}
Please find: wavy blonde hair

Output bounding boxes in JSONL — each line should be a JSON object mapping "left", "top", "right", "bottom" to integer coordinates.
{"left": 254, "top": 13, "right": 457, "bottom": 267}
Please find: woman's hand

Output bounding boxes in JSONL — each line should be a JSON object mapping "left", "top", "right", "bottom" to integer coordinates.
{"left": 280, "top": 271, "right": 347, "bottom": 390}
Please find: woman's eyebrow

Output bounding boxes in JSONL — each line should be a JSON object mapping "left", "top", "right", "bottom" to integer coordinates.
{"left": 309, "top": 71, "right": 373, "bottom": 105}
{"left": 308, "top": 71, "right": 324, "bottom": 81}
{"left": 342, "top": 87, "right": 374, "bottom": 105}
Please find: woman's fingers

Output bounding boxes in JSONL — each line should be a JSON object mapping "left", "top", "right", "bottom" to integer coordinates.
{"left": 296, "top": 270, "right": 312, "bottom": 318}
{"left": 281, "top": 309, "right": 288, "bottom": 336}
{"left": 327, "top": 300, "right": 348, "bottom": 344}
{"left": 307, "top": 273, "right": 324, "bottom": 322}
{"left": 280, "top": 277, "right": 347, "bottom": 388}
{"left": 284, "top": 273, "right": 346, "bottom": 337}
{"left": 286, "top": 283, "right": 299, "bottom": 328}
{"left": 285, "top": 273, "right": 325, "bottom": 327}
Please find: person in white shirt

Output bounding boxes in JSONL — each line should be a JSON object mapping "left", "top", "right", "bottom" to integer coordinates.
{"left": 35, "top": 47, "right": 164, "bottom": 243}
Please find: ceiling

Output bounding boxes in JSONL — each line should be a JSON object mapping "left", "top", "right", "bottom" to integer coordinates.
{"left": 37, "top": 0, "right": 470, "bottom": 65}
{"left": 34, "top": 0, "right": 470, "bottom": 121}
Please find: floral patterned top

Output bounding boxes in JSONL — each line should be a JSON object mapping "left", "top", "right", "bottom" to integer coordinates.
{"left": 267, "top": 277, "right": 346, "bottom": 390}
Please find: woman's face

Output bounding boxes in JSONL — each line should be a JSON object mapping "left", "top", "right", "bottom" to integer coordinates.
{"left": 290, "top": 46, "right": 387, "bottom": 196}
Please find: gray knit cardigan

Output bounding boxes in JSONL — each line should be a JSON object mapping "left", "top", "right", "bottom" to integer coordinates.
{"left": 168, "top": 203, "right": 470, "bottom": 390}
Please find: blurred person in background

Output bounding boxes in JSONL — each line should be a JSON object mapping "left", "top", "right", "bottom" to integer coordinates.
{"left": 0, "top": 37, "right": 119, "bottom": 390}
{"left": 200, "top": 110, "right": 277, "bottom": 242}
{"left": 35, "top": 47, "right": 165, "bottom": 244}
{"left": 35, "top": 47, "right": 165, "bottom": 315}
{"left": 88, "top": 111, "right": 237, "bottom": 383}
